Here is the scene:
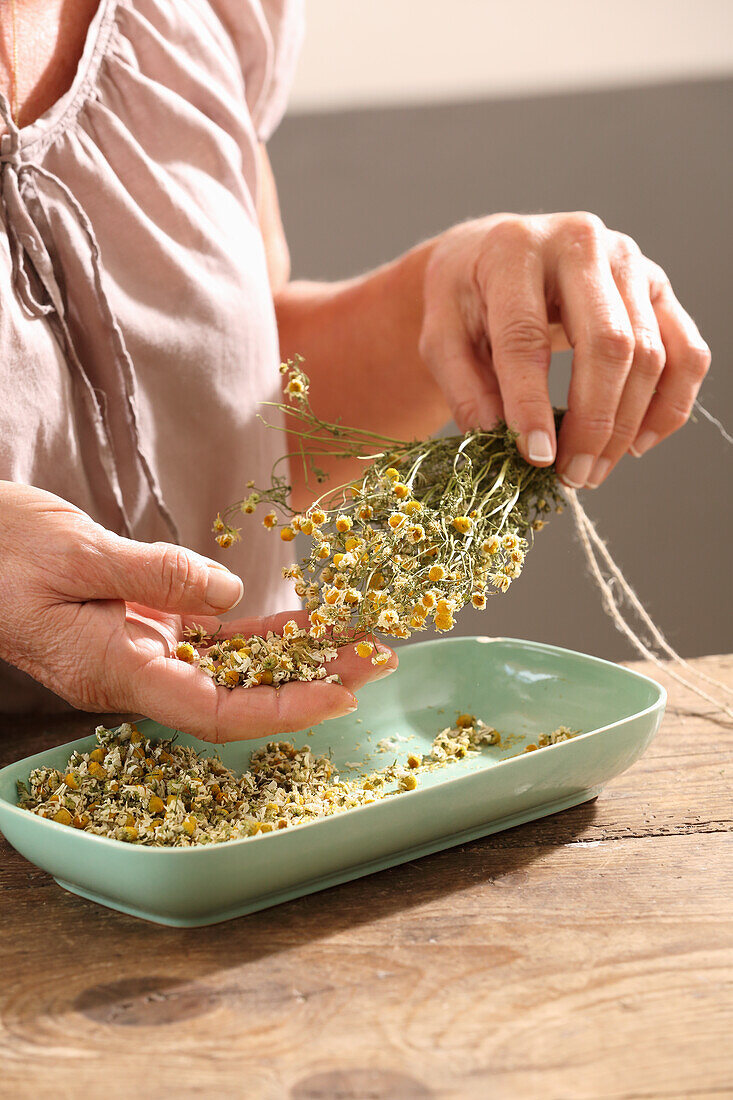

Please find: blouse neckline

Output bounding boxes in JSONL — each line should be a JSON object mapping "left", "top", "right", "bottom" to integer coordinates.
{"left": 2, "top": 0, "right": 119, "bottom": 161}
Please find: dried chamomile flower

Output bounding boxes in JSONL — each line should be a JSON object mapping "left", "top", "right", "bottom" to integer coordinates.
{"left": 534, "top": 725, "right": 577, "bottom": 749}
{"left": 183, "top": 622, "right": 213, "bottom": 645}
{"left": 175, "top": 642, "right": 198, "bottom": 664}
{"left": 212, "top": 513, "right": 240, "bottom": 548}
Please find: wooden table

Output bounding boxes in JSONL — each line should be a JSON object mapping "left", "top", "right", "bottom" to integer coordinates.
{"left": 1, "top": 654, "right": 731, "bottom": 1100}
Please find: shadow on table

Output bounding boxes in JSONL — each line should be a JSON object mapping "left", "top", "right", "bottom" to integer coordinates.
{"left": 2, "top": 796, "right": 599, "bottom": 1028}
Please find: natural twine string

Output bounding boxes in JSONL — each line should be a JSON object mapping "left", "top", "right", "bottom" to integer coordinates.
{"left": 567, "top": 489, "right": 733, "bottom": 723}
{"left": 576, "top": 493, "right": 733, "bottom": 698}
{"left": 694, "top": 399, "right": 733, "bottom": 446}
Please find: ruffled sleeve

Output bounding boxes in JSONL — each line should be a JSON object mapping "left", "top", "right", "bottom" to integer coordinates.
{"left": 210, "top": 0, "right": 305, "bottom": 142}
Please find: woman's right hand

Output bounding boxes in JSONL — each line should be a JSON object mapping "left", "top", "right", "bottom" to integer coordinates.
{"left": 0, "top": 482, "right": 396, "bottom": 740}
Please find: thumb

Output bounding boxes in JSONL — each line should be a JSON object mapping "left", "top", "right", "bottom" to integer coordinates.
{"left": 74, "top": 533, "right": 244, "bottom": 614}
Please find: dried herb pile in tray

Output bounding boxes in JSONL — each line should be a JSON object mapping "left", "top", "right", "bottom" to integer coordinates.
{"left": 17, "top": 716, "right": 574, "bottom": 846}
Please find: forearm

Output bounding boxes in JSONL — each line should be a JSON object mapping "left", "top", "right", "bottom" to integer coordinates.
{"left": 274, "top": 239, "right": 450, "bottom": 507}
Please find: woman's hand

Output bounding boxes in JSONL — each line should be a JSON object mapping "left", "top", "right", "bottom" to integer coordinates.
{"left": 419, "top": 212, "right": 711, "bottom": 488}
{"left": 0, "top": 483, "right": 395, "bottom": 740}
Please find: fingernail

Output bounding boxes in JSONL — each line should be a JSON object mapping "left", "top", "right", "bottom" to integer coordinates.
{"left": 526, "top": 429, "right": 555, "bottom": 464}
{"left": 205, "top": 568, "right": 244, "bottom": 611}
{"left": 630, "top": 429, "right": 658, "bottom": 458}
{"left": 330, "top": 699, "right": 358, "bottom": 720}
{"left": 586, "top": 456, "right": 612, "bottom": 488}
{"left": 371, "top": 645, "right": 398, "bottom": 679}
{"left": 560, "top": 453, "right": 595, "bottom": 489}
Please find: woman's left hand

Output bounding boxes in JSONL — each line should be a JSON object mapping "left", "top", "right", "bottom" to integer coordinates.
{"left": 419, "top": 212, "right": 711, "bottom": 488}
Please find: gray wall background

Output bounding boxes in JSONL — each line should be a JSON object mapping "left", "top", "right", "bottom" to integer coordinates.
{"left": 269, "top": 77, "right": 733, "bottom": 661}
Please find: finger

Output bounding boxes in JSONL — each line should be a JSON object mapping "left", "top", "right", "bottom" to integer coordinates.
{"left": 419, "top": 295, "right": 504, "bottom": 432}
{"left": 553, "top": 219, "right": 635, "bottom": 487}
{"left": 482, "top": 222, "right": 556, "bottom": 464}
{"left": 323, "top": 634, "right": 399, "bottom": 688}
{"left": 586, "top": 250, "right": 666, "bottom": 487}
{"left": 179, "top": 608, "right": 399, "bottom": 691}
{"left": 128, "top": 654, "right": 358, "bottom": 742}
{"left": 75, "top": 535, "right": 244, "bottom": 615}
{"left": 629, "top": 281, "right": 711, "bottom": 456}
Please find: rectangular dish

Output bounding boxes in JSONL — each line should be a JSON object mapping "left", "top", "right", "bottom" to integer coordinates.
{"left": 0, "top": 637, "right": 666, "bottom": 926}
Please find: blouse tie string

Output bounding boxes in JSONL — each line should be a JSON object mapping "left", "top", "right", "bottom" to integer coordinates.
{"left": 0, "top": 93, "right": 179, "bottom": 543}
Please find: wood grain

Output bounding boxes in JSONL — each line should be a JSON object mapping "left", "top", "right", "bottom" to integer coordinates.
{"left": 1, "top": 655, "right": 731, "bottom": 1100}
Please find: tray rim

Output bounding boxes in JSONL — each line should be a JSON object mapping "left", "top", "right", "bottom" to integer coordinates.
{"left": 0, "top": 635, "right": 666, "bottom": 857}
{"left": 52, "top": 785, "right": 605, "bottom": 926}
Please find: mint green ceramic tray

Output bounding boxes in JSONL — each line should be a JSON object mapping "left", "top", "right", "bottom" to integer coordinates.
{"left": 0, "top": 637, "right": 665, "bottom": 926}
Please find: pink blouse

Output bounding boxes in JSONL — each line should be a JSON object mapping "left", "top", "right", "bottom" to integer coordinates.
{"left": 0, "top": 0, "right": 304, "bottom": 710}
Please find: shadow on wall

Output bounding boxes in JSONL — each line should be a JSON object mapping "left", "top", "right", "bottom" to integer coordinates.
{"left": 270, "top": 77, "right": 733, "bottom": 660}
